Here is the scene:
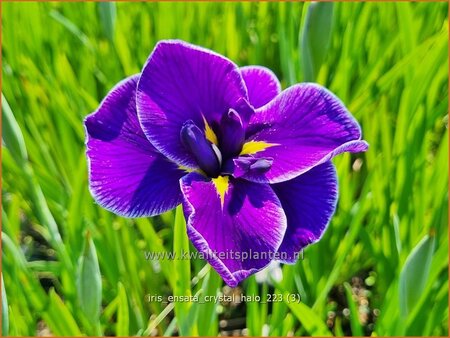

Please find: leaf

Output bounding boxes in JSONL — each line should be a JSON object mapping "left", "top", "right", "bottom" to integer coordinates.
{"left": 173, "top": 205, "right": 196, "bottom": 335}
{"left": 49, "top": 10, "right": 94, "bottom": 51}
{"left": 399, "top": 233, "right": 436, "bottom": 316}
{"left": 143, "top": 303, "right": 175, "bottom": 336}
{"left": 300, "top": 2, "right": 334, "bottom": 81}
{"left": 98, "top": 2, "right": 116, "bottom": 43}
{"left": 77, "top": 232, "right": 102, "bottom": 328}
{"left": 246, "top": 276, "right": 261, "bottom": 336}
{"left": 285, "top": 294, "right": 332, "bottom": 336}
{"left": 45, "top": 289, "right": 83, "bottom": 336}
{"left": 117, "top": 282, "right": 129, "bottom": 336}
{"left": 1, "top": 95, "right": 74, "bottom": 286}
{"left": 343, "top": 282, "right": 363, "bottom": 336}
{"left": 197, "top": 270, "right": 221, "bottom": 336}
{"left": 2, "top": 274, "right": 9, "bottom": 336}
{"left": 1, "top": 93, "right": 28, "bottom": 165}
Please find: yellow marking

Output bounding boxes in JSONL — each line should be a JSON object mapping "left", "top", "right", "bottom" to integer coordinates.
{"left": 178, "top": 165, "right": 205, "bottom": 176}
{"left": 240, "top": 141, "right": 278, "bottom": 155}
{"left": 202, "top": 116, "right": 218, "bottom": 145}
{"left": 178, "top": 164, "right": 194, "bottom": 173}
{"left": 212, "top": 176, "right": 229, "bottom": 208}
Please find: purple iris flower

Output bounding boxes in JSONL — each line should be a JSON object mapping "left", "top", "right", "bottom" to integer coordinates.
{"left": 85, "top": 40, "right": 368, "bottom": 287}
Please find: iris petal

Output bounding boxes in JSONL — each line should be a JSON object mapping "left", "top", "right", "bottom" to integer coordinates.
{"left": 85, "top": 75, "right": 185, "bottom": 217}
{"left": 241, "top": 66, "right": 281, "bottom": 109}
{"left": 136, "top": 40, "right": 249, "bottom": 168}
{"left": 218, "top": 109, "right": 245, "bottom": 158}
{"left": 246, "top": 83, "right": 368, "bottom": 183}
{"left": 180, "top": 173, "right": 287, "bottom": 287}
{"left": 180, "top": 120, "right": 221, "bottom": 177}
{"left": 230, "top": 156, "right": 273, "bottom": 183}
{"left": 272, "top": 161, "right": 338, "bottom": 263}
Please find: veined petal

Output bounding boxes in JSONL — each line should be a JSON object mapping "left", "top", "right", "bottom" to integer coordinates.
{"left": 246, "top": 83, "right": 369, "bottom": 183}
{"left": 180, "top": 173, "right": 287, "bottom": 287}
{"left": 137, "top": 40, "right": 249, "bottom": 168}
{"left": 241, "top": 66, "right": 281, "bottom": 109}
{"left": 217, "top": 109, "right": 245, "bottom": 158}
{"left": 272, "top": 161, "right": 338, "bottom": 263}
{"left": 85, "top": 75, "right": 185, "bottom": 217}
{"left": 223, "top": 156, "right": 273, "bottom": 183}
{"left": 180, "top": 120, "right": 221, "bottom": 177}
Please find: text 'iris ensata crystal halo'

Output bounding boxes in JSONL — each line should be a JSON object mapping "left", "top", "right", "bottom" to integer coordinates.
{"left": 84, "top": 40, "right": 368, "bottom": 287}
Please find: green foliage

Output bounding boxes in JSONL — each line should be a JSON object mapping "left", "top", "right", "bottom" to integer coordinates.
{"left": 399, "top": 233, "right": 436, "bottom": 317}
{"left": 300, "top": 2, "right": 334, "bottom": 81}
{"left": 2, "top": 274, "right": 8, "bottom": 336}
{"left": 98, "top": 3, "right": 117, "bottom": 43}
{"left": 173, "top": 205, "right": 196, "bottom": 336}
{"left": 2, "top": 2, "right": 448, "bottom": 336}
{"left": 76, "top": 233, "right": 102, "bottom": 334}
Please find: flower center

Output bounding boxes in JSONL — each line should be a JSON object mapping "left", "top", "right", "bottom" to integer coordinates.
{"left": 217, "top": 109, "right": 245, "bottom": 158}
{"left": 180, "top": 109, "right": 275, "bottom": 179}
{"left": 180, "top": 120, "right": 222, "bottom": 177}
{"left": 180, "top": 109, "right": 248, "bottom": 178}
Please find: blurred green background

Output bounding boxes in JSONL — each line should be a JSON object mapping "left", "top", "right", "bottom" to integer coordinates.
{"left": 2, "top": 2, "right": 448, "bottom": 336}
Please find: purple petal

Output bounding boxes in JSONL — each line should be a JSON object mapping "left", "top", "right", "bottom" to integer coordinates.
{"left": 137, "top": 40, "right": 249, "bottom": 168}
{"left": 272, "top": 161, "right": 338, "bottom": 263}
{"left": 180, "top": 120, "right": 222, "bottom": 177}
{"left": 227, "top": 156, "right": 273, "bottom": 183}
{"left": 241, "top": 66, "right": 281, "bottom": 109}
{"left": 246, "top": 83, "right": 369, "bottom": 183}
{"left": 85, "top": 75, "right": 185, "bottom": 217}
{"left": 217, "top": 109, "right": 245, "bottom": 157}
{"left": 180, "top": 173, "right": 287, "bottom": 287}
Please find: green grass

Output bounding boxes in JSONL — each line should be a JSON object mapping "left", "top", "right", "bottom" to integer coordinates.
{"left": 2, "top": 2, "right": 448, "bottom": 336}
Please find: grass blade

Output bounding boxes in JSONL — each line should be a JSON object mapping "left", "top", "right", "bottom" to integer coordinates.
{"left": 98, "top": 2, "right": 117, "bottom": 43}
{"left": 1, "top": 274, "right": 8, "bottom": 336}
{"left": 197, "top": 270, "right": 221, "bottom": 336}
{"left": 343, "top": 282, "right": 363, "bottom": 336}
{"left": 300, "top": 2, "right": 334, "bottom": 81}
{"left": 284, "top": 292, "right": 332, "bottom": 336}
{"left": 45, "top": 289, "right": 83, "bottom": 336}
{"left": 77, "top": 232, "right": 102, "bottom": 334}
{"left": 117, "top": 282, "right": 129, "bottom": 336}
{"left": 399, "top": 232, "right": 436, "bottom": 316}
{"left": 2, "top": 94, "right": 28, "bottom": 165}
{"left": 173, "top": 205, "right": 196, "bottom": 335}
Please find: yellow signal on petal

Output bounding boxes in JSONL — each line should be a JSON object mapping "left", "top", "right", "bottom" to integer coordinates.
{"left": 177, "top": 165, "right": 205, "bottom": 176}
{"left": 240, "top": 141, "right": 278, "bottom": 155}
{"left": 212, "top": 175, "right": 229, "bottom": 208}
{"left": 178, "top": 164, "right": 194, "bottom": 173}
{"left": 202, "top": 116, "right": 218, "bottom": 145}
